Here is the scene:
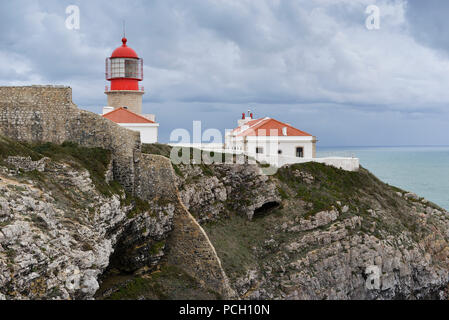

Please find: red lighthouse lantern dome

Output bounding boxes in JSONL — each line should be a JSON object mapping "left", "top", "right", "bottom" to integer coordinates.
{"left": 106, "top": 37, "right": 143, "bottom": 91}
{"left": 111, "top": 38, "right": 139, "bottom": 59}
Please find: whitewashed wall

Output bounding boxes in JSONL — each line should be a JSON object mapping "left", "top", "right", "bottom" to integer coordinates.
{"left": 250, "top": 153, "right": 360, "bottom": 172}
{"left": 170, "top": 142, "right": 360, "bottom": 172}
{"left": 243, "top": 136, "right": 315, "bottom": 158}
{"left": 119, "top": 123, "right": 159, "bottom": 144}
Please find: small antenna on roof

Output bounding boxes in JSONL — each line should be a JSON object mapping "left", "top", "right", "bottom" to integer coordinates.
{"left": 123, "top": 20, "right": 126, "bottom": 38}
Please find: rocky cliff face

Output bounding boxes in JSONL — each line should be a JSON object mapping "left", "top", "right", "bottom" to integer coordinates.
{"left": 2, "top": 133, "right": 449, "bottom": 300}
{"left": 0, "top": 143, "right": 174, "bottom": 300}
{"left": 150, "top": 144, "right": 449, "bottom": 300}
{"left": 177, "top": 163, "right": 281, "bottom": 222}
{"left": 0, "top": 138, "right": 234, "bottom": 300}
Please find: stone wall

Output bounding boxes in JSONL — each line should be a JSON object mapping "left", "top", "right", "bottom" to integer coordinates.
{"left": 0, "top": 86, "right": 141, "bottom": 194}
{"left": 0, "top": 86, "right": 73, "bottom": 107}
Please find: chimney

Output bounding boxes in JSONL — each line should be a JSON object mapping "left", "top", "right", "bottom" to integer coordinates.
{"left": 102, "top": 106, "right": 114, "bottom": 115}
{"left": 238, "top": 112, "right": 251, "bottom": 127}
{"left": 143, "top": 114, "right": 156, "bottom": 122}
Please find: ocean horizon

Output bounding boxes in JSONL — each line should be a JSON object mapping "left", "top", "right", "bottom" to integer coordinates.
{"left": 317, "top": 145, "right": 449, "bottom": 211}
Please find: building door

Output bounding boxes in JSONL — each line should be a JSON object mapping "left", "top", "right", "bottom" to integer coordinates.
{"left": 296, "top": 147, "right": 304, "bottom": 158}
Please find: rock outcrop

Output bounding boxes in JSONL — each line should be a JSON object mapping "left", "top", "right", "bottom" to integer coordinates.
{"left": 176, "top": 158, "right": 449, "bottom": 300}
{"left": 0, "top": 155, "right": 170, "bottom": 300}
{"left": 177, "top": 163, "right": 281, "bottom": 222}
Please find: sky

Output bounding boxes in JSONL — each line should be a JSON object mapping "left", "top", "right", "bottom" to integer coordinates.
{"left": 0, "top": 0, "right": 448, "bottom": 146}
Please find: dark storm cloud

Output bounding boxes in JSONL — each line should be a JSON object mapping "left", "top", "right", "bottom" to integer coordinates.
{"left": 0, "top": 0, "right": 448, "bottom": 145}
{"left": 406, "top": 0, "right": 449, "bottom": 55}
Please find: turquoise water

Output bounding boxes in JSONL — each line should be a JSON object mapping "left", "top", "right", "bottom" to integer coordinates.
{"left": 317, "top": 146, "right": 449, "bottom": 211}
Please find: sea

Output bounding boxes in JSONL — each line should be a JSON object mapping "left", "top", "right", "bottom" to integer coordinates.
{"left": 317, "top": 146, "right": 449, "bottom": 211}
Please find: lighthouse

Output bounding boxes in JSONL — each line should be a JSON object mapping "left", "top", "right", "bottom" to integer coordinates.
{"left": 105, "top": 37, "right": 144, "bottom": 115}
{"left": 102, "top": 37, "right": 159, "bottom": 144}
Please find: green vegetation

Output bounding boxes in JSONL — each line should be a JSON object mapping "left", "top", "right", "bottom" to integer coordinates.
{"left": 149, "top": 241, "right": 165, "bottom": 255}
{"left": 275, "top": 162, "right": 431, "bottom": 239}
{"left": 141, "top": 143, "right": 173, "bottom": 158}
{"left": 276, "top": 162, "right": 386, "bottom": 217}
{"left": 203, "top": 217, "right": 256, "bottom": 277}
{"left": 203, "top": 209, "right": 284, "bottom": 279}
{"left": 172, "top": 164, "right": 184, "bottom": 177}
{"left": 121, "top": 191, "right": 152, "bottom": 218}
{"left": 0, "top": 136, "right": 41, "bottom": 162}
{"left": 277, "top": 162, "right": 364, "bottom": 199}
{"left": 0, "top": 135, "right": 122, "bottom": 197}
{"left": 101, "top": 264, "right": 220, "bottom": 300}
{"left": 27, "top": 141, "right": 115, "bottom": 196}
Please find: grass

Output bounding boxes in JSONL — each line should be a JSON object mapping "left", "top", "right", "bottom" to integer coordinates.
{"left": 102, "top": 264, "right": 220, "bottom": 300}
{"left": 0, "top": 136, "right": 41, "bottom": 163}
{"left": 277, "top": 186, "right": 290, "bottom": 200}
{"left": 149, "top": 241, "right": 165, "bottom": 255}
{"left": 141, "top": 143, "right": 173, "bottom": 158}
{"left": 0, "top": 135, "right": 123, "bottom": 197}
{"left": 203, "top": 211, "right": 282, "bottom": 279}
{"left": 26, "top": 141, "right": 115, "bottom": 196}
{"left": 121, "top": 192, "right": 152, "bottom": 218}
{"left": 276, "top": 162, "right": 365, "bottom": 197}
{"left": 172, "top": 164, "right": 184, "bottom": 177}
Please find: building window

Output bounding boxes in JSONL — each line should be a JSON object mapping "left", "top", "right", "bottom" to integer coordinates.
{"left": 296, "top": 147, "right": 304, "bottom": 158}
{"left": 256, "top": 147, "right": 264, "bottom": 154}
{"left": 278, "top": 150, "right": 282, "bottom": 155}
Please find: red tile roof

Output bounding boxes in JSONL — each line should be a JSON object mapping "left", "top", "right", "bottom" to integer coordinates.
{"left": 102, "top": 107, "right": 155, "bottom": 124}
{"left": 233, "top": 118, "right": 312, "bottom": 137}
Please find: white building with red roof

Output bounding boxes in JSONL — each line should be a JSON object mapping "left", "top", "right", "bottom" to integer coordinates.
{"left": 223, "top": 112, "right": 359, "bottom": 171}
{"left": 102, "top": 107, "right": 159, "bottom": 143}
{"left": 225, "top": 113, "right": 317, "bottom": 159}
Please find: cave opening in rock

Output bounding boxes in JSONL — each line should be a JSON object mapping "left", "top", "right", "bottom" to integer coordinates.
{"left": 253, "top": 201, "right": 280, "bottom": 218}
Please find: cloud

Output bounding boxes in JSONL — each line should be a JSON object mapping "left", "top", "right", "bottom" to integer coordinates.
{"left": 0, "top": 0, "right": 448, "bottom": 145}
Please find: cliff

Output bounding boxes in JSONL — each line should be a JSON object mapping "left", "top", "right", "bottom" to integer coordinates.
{"left": 1, "top": 86, "right": 449, "bottom": 300}
{"left": 143, "top": 144, "right": 449, "bottom": 300}
{"left": 0, "top": 86, "right": 233, "bottom": 300}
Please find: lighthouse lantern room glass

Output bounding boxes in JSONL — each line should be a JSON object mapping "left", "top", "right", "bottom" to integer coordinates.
{"left": 106, "top": 58, "right": 143, "bottom": 80}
